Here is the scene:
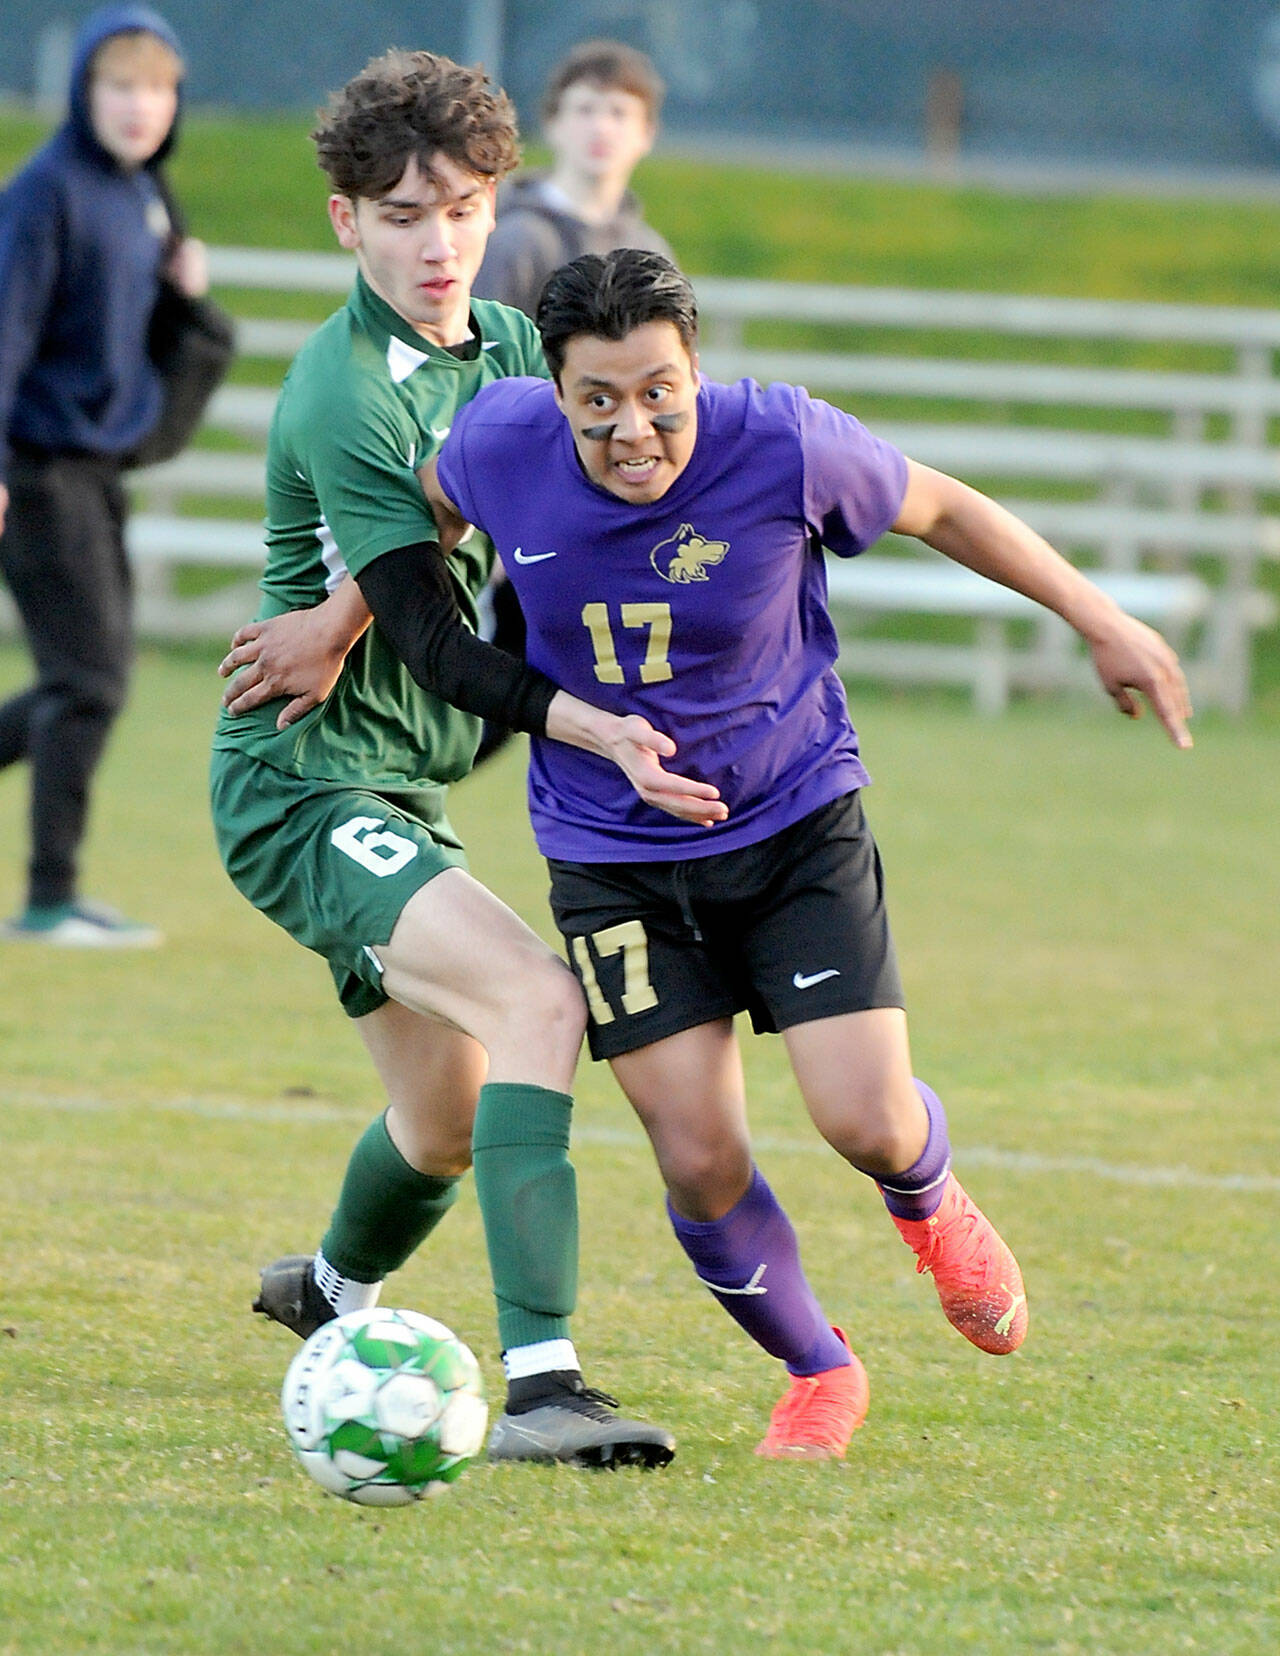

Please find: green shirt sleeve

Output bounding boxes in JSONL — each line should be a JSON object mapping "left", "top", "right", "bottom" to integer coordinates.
{"left": 274, "top": 381, "right": 437, "bottom": 580}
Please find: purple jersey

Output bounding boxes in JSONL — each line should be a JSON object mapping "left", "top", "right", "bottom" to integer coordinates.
{"left": 437, "top": 375, "right": 908, "bottom": 861}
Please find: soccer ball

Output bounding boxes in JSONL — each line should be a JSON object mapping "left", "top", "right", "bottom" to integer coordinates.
{"left": 280, "top": 1308, "right": 488, "bottom": 1505}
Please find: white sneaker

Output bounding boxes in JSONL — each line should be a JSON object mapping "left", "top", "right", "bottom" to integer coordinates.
{"left": 0, "top": 900, "right": 163, "bottom": 949}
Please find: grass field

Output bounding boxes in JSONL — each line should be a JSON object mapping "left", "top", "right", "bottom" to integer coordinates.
{"left": 1, "top": 103, "right": 1278, "bottom": 1655}
{"left": 1, "top": 642, "right": 1276, "bottom": 1655}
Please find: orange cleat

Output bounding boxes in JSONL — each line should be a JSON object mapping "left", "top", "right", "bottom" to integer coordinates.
{"left": 754, "top": 1328, "right": 870, "bottom": 1460}
{"left": 891, "top": 1174, "right": 1028, "bottom": 1354}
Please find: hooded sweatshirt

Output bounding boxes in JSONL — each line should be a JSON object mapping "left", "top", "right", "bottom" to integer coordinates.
{"left": 0, "top": 4, "right": 185, "bottom": 485}
{"left": 473, "top": 170, "right": 674, "bottom": 319}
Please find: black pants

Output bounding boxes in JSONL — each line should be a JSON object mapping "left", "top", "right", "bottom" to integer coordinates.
{"left": 0, "top": 453, "right": 133, "bottom": 908}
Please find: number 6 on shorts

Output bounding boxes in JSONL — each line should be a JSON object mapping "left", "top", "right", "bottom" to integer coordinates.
{"left": 331, "top": 816, "right": 419, "bottom": 877}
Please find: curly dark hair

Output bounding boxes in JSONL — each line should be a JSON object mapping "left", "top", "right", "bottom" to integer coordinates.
{"left": 312, "top": 49, "right": 521, "bottom": 199}
{"left": 536, "top": 249, "right": 698, "bottom": 381}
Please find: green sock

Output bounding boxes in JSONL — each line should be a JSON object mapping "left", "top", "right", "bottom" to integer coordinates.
{"left": 471, "top": 1083, "right": 578, "bottom": 1352}
{"left": 320, "top": 1112, "right": 462, "bottom": 1283}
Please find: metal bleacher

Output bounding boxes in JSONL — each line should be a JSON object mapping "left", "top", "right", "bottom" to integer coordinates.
{"left": 100, "top": 249, "right": 1280, "bottom": 710}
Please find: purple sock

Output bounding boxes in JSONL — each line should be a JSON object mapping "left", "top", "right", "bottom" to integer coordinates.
{"left": 876, "top": 1079, "right": 953, "bottom": 1221}
{"left": 667, "top": 1167, "right": 850, "bottom": 1377}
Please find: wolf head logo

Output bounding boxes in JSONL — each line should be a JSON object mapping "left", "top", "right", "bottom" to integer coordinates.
{"left": 650, "top": 523, "right": 730, "bottom": 585}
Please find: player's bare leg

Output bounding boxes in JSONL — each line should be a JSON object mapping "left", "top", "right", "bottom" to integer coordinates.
{"left": 784, "top": 1007, "right": 925, "bottom": 1174}
{"left": 257, "top": 862, "right": 583, "bottom": 1344}
{"left": 374, "top": 867, "right": 584, "bottom": 1088}
{"left": 785, "top": 1008, "right": 1028, "bottom": 1354}
{"left": 254, "top": 1009, "right": 485, "bottom": 1337}
{"left": 358, "top": 998, "right": 487, "bottom": 1175}
{"left": 613, "top": 1017, "right": 753, "bottom": 1220}
{"left": 615, "top": 1020, "right": 866, "bottom": 1457}
{"left": 377, "top": 869, "right": 675, "bottom": 1466}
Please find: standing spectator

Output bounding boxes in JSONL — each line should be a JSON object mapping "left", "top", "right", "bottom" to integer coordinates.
{"left": 474, "top": 40, "right": 672, "bottom": 320}
{"left": 472, "top": 40, "right": 673, "bottom": 761}
{"left": 0, "top": 5, "right": 208, "bottom": 947}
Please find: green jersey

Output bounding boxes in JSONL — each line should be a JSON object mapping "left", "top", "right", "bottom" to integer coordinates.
{"left": 212, "top": 273, "right": 546, "bottom": 794}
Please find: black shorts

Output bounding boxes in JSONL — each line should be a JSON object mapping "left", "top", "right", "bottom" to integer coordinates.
{"left": 547, "top": 791, "right": 904, "bottom": 1061}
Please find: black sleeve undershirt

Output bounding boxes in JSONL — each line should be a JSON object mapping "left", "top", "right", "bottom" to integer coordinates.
{"left": 355, "top": 541, "right": 559, "bottom": 736}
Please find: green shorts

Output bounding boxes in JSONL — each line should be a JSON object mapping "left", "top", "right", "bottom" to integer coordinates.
{"left": 210, "top": 748, "right": 467, "bottom": 1018}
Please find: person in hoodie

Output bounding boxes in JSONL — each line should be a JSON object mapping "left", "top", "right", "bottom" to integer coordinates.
{"left": 470, "top": 42, "right": 673, "bottom": 761}
{"left": 0, "top": 5, "right": 207, "bottom": 947}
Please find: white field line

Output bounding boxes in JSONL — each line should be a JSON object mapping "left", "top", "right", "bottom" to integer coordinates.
{"left": 9, "top": 1090, "right": 1280, "bottom": 1195}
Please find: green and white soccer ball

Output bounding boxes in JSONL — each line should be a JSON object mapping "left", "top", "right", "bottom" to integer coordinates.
{"left": 281, "top": 1308, "right": 488, "bottom": 1505}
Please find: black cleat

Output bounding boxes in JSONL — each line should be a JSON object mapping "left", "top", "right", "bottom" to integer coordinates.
{"left": 488, "top": 1372, "right": 675, "bottom": 1469}
{"left": 252, "top": 1255, "right": 335, "bottom": 1340}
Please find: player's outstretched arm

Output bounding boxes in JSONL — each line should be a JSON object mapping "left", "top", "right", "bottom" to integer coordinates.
{"left": 544, "top": 696, "right": 726, "bottom": 828}
{"left": 892, "top": 460, "right": 1194, "bottom": 749}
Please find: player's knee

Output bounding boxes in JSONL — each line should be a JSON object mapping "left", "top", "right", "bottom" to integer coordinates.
{"left": 384, "top": 1099, "right": 474, "bottom": 1177}
{"left": 431, "top": 1147, "right": 472, "bottom": 1178}
{"left": 819, "top": 1088, "right": 925, "bottom": 1177}
{"left": 515, "top": 956, "right": 588, "bottom": 1057}
{"left": 657, "top": 1137, "right": 751, "bottom": 1220}
{"left": 403, "top": 1140, "right": 471, "bottom": 1179}
{"left": 414, "top": 1126, "right": 473, "bottom": 1178}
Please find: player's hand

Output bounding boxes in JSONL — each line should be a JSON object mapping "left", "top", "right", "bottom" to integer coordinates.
{"left": 605, "top": 715, "right": 728, "bottom": 827}
{"left": 1087, "top": 613, "right": 1193, "bottom": 749}
{"left": 219, "top": 610, "right": 347, "bottom": 730}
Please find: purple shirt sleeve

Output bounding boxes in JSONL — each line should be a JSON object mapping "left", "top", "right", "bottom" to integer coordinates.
{"left": 798, "top": 389, "right": 909, "bottom": 559}
{"left": 434, "top": 405, "right": 480, "bottom": 530}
